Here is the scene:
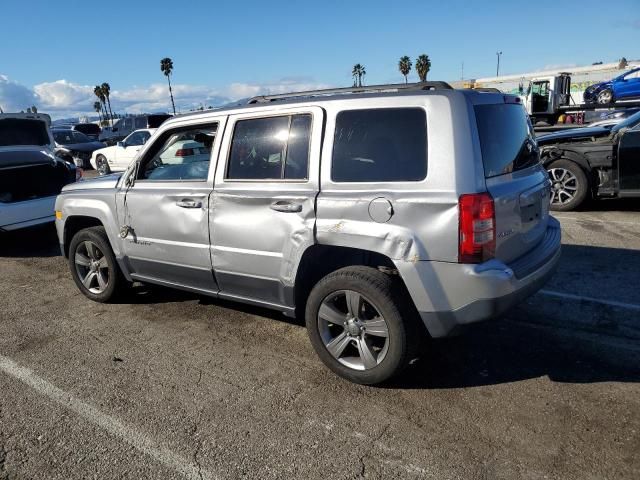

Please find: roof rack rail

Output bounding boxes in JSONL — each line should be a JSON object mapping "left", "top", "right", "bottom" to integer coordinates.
{"left": 247, "top": 81, "right": 453, "bottom": 104}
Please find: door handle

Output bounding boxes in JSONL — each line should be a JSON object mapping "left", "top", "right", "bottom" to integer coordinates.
{"left": 270, "top": 201, "right": 302, "bottom": 213}
{"left": 176, "top": 199, "right": 202, "bottom": 208}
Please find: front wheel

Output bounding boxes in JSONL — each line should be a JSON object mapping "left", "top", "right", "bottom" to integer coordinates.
{"left": 96, "top": 155, "right": 111, "bottom": 175}
{"left": 597, "top": 89, "right": 613, "bottom": 104}
{"left": 547, "top": 159, "right": 589, "bottom": 211}
{"left": 305, "top": 266, "right": 421, "bottom": 385}
{"left": 68, "top": 226, "right": 126, "bottom": 302}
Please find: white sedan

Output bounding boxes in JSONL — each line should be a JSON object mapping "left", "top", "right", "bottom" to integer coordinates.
{"left": 90, "top": 129, "right": 156, "bottom": 175}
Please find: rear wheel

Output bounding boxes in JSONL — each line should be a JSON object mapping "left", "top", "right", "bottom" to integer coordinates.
{"left": 68, "top": 226, "right": 126, "bottom": 302}
{"left": 547, "top": 159, "right": 589, "bottom": 211}
{"left": 597, "top": 89, "right": 613, "bottom": 104}
{"left": 305, "top": 266, "right": 421, "bottom": 385}
{"left": 96, "top": 155, "right": 111, "bottom": 175}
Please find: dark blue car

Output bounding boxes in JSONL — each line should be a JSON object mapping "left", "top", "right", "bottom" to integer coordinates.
{"left": 583, "top": 67, "right": 640, "bottom": 104}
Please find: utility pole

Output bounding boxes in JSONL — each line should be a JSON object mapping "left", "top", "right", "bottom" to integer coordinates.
{"left": 496, "top": 51, "right": 503, "bottom": 77}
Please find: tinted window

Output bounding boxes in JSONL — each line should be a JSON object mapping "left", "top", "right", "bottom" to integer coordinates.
{"left": 147, "top": 114, "right": 172, "bottom": 128}
{"left": 140, "top": 125, "right": 217, "bottom": 181}
{"left": 0, "top": 119, "right": 50, "bottom": 146}
{"left": 71, "top": 131, "right": 91, "bottom": 143}
{"left": 332, "top": 108, "right": 427, "bottom": 182}
{"left": 53, "top": 130, "right": 74, "bottom": 144}
{"left": 227, "top": 114, "right": 311, "bottom": 180}
{"left": 475, "top": 104, "right": 539, "bottom": 178}
{"left": 125, "top": 131, "right": 145, "bottom": 146}
{"left": 74, "top": 124, "right": 100, "bottom": 135}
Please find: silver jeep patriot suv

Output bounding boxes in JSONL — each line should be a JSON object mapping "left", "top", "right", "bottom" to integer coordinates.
{"left": 55, "top": 82, "right": 561, "bottom": 384}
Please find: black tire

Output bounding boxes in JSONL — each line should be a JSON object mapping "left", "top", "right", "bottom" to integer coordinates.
{"left": 68, "top": 226, "right": 126, "bottom": 302}
{"left": 547, "top": 159, "right": 589, "bottom": 212}
{"left": 96, "top": 155, "right": 110, "bottom": 175}
{"left": 305, "top": 266, "right": 422, "bottom": 385}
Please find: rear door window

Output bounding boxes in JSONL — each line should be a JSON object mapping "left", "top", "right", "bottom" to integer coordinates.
{"left": 475, "top": 104, "right": 539, "bottom": 178}
{"left": 331, "top": 108, "right": 427, "bottom": 182}
{"left": 226, "top": 114, "right": 312, "bottom": 180}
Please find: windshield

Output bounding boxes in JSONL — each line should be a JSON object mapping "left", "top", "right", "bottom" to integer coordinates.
{"left": 53, "top": 130, "right": 92, "bottom": 144}
{"left": 475, "top": 103, "right": 540, "bottom": 178}
{"left": 612, "top": 111, "right": 640, "bottom": 133}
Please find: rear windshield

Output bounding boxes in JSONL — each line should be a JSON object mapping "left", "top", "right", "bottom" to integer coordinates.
{"left": 475, "top": 104, "right": 539, "bottom": 178}
{"left": 0, "top": 119, "right": 50, "bottom": 147}
{"left": 147, "top": 114, "right": 172, "bottom": 128}
{"left": 74, "top": 123, "right": 100, "bottom": 135}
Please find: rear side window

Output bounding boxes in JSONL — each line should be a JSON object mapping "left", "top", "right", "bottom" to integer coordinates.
{"left": 475, "top": 104, "right": 539, "bottom": 178}
{"left": 332, "top": 108, "right": 427, "bottom": 182}
{"left": 226, "top": 114, "right": 312, "bottom": 180}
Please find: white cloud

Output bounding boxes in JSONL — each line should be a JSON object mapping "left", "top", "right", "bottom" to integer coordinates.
{"left": 33, "top": 80, "right": 94, "bottom": 109}
{"left": 0, "top": 75, "right": 39, "bottom": 112}
{"left": 0, "top": 74, "right": 331, "bottom": 119}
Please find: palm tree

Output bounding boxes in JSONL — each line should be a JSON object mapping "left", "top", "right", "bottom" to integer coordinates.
{"left": 399, "top": 56, "right": 412, "bottom": 83}
{"left": 93, "top": 85, "right": 108, "bottom": 124}
{"left": 415, "top": 54, "right": 432, "bottom": 82}
{"left": 352, "top": 64, "right": 366, "bottom": 87}
{"left": 101, "top": 82, "right": 114, "bottom": 123}
{"left": 93, "top": 101, "right": 103, "bottom": 123}
{"left": 160, "top": 57, "right": 176, "bottom": 114}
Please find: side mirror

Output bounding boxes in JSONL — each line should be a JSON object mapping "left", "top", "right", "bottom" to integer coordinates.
{"left": 117, "top": 141, "right": 126, "bottom": 148}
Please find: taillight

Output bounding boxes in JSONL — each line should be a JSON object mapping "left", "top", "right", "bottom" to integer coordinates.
{"left": 458, "top": 193, "right": 495, "bottom": 263}
{"left": 175, "top": 148, "right": 194, "bottom": 157}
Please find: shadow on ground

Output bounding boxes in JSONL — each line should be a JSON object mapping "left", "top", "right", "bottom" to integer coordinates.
{"left": 0, "top": 223, "right": 60, "bottom": 258}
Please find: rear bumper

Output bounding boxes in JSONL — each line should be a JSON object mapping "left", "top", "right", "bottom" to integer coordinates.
{"left": 398, "top": 217, "right": 561, "bottom": 338}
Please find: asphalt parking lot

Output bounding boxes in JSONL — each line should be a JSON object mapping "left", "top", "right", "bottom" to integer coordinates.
{"left": 1, "top": 200, "right": 639, "bottom": 480}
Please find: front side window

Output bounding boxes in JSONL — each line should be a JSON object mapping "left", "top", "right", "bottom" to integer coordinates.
{"left": 139, "top": 124, "right": 217, "bottom": 181}
{"left": 332, "top": 108, "right": 427, "bottom": 182}
{"left": 226, "top": 114, "right": 312, "bottom": 180}
{"left": 125, "top": 131, "right": 145, "bottom": 146}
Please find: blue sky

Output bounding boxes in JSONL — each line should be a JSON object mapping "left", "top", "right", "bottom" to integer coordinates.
{"left": 1, "top": 0, "right": 638, "bottom": 117}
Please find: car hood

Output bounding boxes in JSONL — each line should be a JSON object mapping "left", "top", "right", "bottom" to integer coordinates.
{"left": 536, "top": 126, "right": 611, "bottom": 145}
{"left": 62, "top": 172, "right": 122, "bottom": 192}
{"left": 57, "top": 141, "right": 105, "bottom": 153}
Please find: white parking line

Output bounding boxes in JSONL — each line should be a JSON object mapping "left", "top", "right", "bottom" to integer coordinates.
{"left": 540, "top": 289, "right": 640, "bottom": 311}
{"left": 0, "top": 355, "right": 217, "bottom": 480}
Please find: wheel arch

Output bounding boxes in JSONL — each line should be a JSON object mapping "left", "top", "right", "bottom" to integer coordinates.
{"left": 292, "top": 244, "right": 407, "bottom": 319}
{"left": 63, "top": 216, "right": 105, "bottom": 258}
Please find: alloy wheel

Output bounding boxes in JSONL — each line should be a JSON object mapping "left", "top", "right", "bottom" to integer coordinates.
{"left": 74, "top": 241, "right": 109, "bottom": 294}
{"left": 549, "top": 167, "right": 578, "bottom": 206}
{"left": 597, "top": 90, "right": 613, "bottom": 104}
{"left": 97, "top": 157, "right": 108, "bottom": 176}
{"left": 317, "top": 289, "right": 390, "bottom": 371}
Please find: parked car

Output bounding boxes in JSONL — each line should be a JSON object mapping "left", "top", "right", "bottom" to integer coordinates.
{"left": 538, "top": 110, "right": 640, "bottom": 211}
{"left": 90, "top": 129, "right": 156, "bottom": 175}
{"left": 55, "top": 83, "right": 561, "bottom": 384}
{"left": 56, "top": 122, "right": 102, "bottom": 140}
{"left": 99, "top": 114, "right": 171, "bottom": 145}
{"left": 583, "top": 67, "right": 640, "bottom": 104}
{"left": 0, "top": 113, "right": 78, "bottom": 231}
{"left": 52, "top": 128, "right": 106, "bottom": 168}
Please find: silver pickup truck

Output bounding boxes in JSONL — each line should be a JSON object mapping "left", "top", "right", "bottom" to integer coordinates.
{"left": 55, "top": 83, "right": 561, "bottom": 384}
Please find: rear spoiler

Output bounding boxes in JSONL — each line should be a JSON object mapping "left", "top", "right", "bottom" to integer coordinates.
{"left": 0, "top": 113, "right": 52, "bottom": 126}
